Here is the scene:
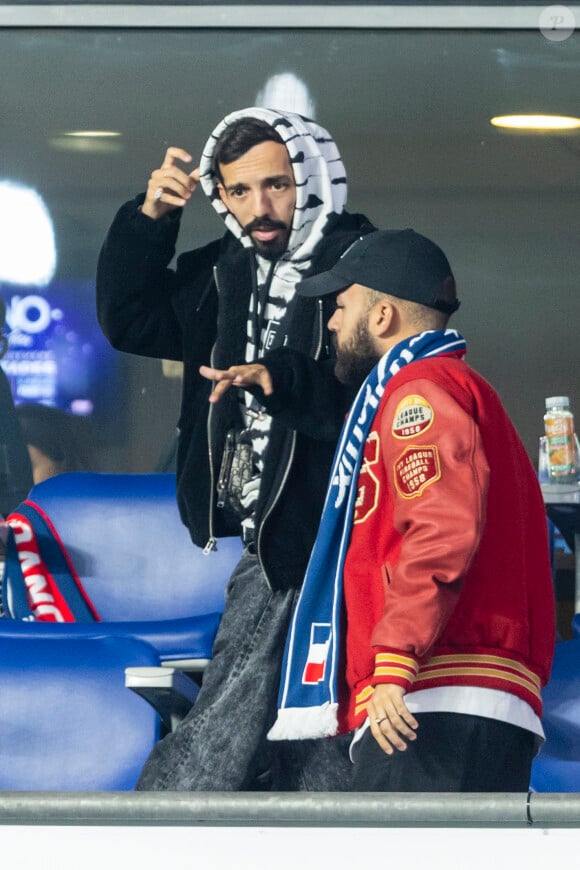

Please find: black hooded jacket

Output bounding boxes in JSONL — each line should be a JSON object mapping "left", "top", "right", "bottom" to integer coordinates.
{"left": 97, "top": 198, "right": 374, "bottom": 590}
{"left": 97, "top": 106, "right": 378, "bottom": 589}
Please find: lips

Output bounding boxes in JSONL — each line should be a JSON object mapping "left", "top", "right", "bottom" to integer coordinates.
{"left": 252, "top": 228, "right": 281, "bottom": 242}
{"left": 245, "top": 218, "right": 286, "bottom": 236}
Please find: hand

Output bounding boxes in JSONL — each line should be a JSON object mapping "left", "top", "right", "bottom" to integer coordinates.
{"left": 199, "top": 364, "right": 274, "bottom": 404}
{"left": 141, "top": 147, "right": 200, "bottom": 219}
{"left": 367, "top": 684, "right": 419, "bottom": 755}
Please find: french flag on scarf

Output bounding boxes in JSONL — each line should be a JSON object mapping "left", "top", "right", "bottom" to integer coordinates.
{"left": 303, "top": 623, "right": 332, "bottom": 684}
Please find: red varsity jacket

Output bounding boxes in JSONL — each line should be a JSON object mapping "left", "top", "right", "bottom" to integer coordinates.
{"left": 340, "top": 355, "right": 555, "bottom": 733}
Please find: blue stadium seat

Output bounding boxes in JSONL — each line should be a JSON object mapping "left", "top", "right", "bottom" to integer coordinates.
{"left": 2, "top": 472, "right": 242, "bottom": 664}
{"left": 530, "top": 638, "right": 580, "bottom": 792}
{"left": 0, "top": 632, "right": 162, "bottom": 790}
{"left": 0, "top": 473, "right": 242, "bottom": 790}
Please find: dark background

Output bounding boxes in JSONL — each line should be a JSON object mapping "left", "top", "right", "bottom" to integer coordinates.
{"left": 0, "top": 14, "right": 578, "bottom": 474}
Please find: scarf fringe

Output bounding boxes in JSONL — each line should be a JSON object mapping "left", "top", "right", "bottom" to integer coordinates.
{"left": 267, "top": 703, "right": 339, "bottom": 741}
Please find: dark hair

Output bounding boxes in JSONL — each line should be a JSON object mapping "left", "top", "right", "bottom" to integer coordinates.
{"left": 212, "top": 118, "right": 285, "bottom": 182}
{"left": 15, "top": 403, "right": 92, "bottom": 471}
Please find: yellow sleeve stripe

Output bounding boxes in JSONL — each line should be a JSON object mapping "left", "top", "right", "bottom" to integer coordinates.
{"left": 421, "top": 654, "right": 541, "bottom": 691}
{"left": 414, "top": 666, "right": 541, "bottom": 700}
{"left": 375, "top": 652, "right": 419, "bottom": 672}
{"left": 374, "top": 666, "right": 417, "bottom": 680}
{"left": 355, "top": 685, "right": 375, "bottom": 707}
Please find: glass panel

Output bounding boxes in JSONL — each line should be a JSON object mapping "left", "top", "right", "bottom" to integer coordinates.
{"left": 1, "top": 27, "right": 578, "bottom": 473}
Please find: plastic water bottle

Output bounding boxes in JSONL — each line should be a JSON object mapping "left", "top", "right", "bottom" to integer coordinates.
{"left": 544, "top": 396, "right": 577, "bottom": 484}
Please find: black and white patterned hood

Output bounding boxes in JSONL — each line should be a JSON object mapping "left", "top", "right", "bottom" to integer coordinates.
{"left": 199, "top": 106, "right": 348, "bottom": 262}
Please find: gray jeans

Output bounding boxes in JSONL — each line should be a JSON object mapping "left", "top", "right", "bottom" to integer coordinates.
{"left": 136, "top": 549, "right": 352, "bottom": 791}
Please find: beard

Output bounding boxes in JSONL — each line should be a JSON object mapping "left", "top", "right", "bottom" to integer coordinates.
{"left": 334, "top": 319, "right": 381, "bottom": 387}
{"left": 244, "top": 217, "right": 290, "bottom": 261}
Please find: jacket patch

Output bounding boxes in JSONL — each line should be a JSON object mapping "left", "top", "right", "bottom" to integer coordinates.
{"left": 392, "top": 395, "right": 434, "bottom": 439}
{"left": 394, "top": 445, "right": 441, "bottom": 498}
{"left": 354, "top": 432, "right": 380, "bottom": 525}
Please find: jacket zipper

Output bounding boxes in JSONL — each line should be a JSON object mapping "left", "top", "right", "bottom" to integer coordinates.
{"left": 256, "top": 298, "right": 326, "bottom": 584}
{"left": 256, "top": 430, "right": 296, "bottom": 589}
{"left": 314, "top": 298, "right": 325, "bottom": 360}
{"left": 203, "top": 265, "right": 221, "bottom": 554}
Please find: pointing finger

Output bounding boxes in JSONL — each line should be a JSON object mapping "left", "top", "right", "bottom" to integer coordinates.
{"left": 161, "top": 146, "right": 193, "bottom": 167}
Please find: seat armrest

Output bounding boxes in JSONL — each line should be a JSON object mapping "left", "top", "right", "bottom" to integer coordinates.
{"left": 160, "top": 658, "right": 211, "bottom": 673}
{"left": 125, "top": 666, "right": 200, "bottom": 731}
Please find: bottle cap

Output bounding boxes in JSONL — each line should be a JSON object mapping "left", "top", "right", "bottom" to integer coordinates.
{"left": 545, "top": 396, "right": 570, "bottom": 409}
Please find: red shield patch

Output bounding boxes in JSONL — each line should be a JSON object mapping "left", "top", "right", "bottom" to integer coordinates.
{"left": 394, "top": 445, "right": 441, "bottom": 498}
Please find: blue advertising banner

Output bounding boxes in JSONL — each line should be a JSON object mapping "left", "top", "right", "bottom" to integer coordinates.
{"left": 1, "top": 281, "right": 119, "bottom": 422}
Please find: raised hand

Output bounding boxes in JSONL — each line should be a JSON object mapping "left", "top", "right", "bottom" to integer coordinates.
{"left": 141, "top": 147, "right": 200, "bottom": 219}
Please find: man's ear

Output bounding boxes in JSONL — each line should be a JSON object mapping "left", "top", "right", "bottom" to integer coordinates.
{"left": 217, "top": 183, "right": 227, "bottom": 207}
{"left": 370, "top": 300, "right": 395, "bottom": 338}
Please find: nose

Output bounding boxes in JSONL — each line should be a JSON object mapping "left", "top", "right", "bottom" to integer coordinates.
{"left": 327, "top": 309, "right": 339, "bottom": 332}
{"left": 252, "top": 188, "right": 271, "bottom": 216}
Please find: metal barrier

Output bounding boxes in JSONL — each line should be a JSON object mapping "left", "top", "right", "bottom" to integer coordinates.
{"left": 0, "top": 792, "right": 579, "bottom": 827}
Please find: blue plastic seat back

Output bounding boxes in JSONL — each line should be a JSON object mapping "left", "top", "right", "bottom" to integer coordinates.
{"left": 5, "top": 471, "right": 242, "bottom": 622}
{"left": 0, "top": 614, "right": 223, "bottom": 666}
{"left": 0, "top": 633, "right": 162, "bottom": 790}
{"left": 530, "top": 638, "right": 580, "bottom": 792}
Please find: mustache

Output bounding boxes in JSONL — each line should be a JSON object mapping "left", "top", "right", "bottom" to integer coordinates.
{"left": 244, "top": 217, "right": 287, "bottom": 234}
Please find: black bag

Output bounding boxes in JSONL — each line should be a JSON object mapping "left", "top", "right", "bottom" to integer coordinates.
{"left": 216, "top": 429, "right": 256, "bottom": 523}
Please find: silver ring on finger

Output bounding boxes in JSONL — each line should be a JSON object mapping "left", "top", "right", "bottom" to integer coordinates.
{"left": 375, "top": 716, "right": 387, "bottom": 725}
{"left": 154, "top": 187, "right": 163, "bottom": 201}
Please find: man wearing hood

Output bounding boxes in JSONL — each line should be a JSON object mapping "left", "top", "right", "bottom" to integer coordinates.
{"left": 96, "top": 107, "right": 375, "bottom": 790}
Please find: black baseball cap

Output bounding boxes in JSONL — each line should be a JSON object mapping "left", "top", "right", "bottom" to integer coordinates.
{"left": 296, "top": 228, "right": 460, "bottom": 314}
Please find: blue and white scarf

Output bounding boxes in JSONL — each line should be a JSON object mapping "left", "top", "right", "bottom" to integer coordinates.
{"left": 268, "top": 328, "right": 467, "bottom": 741}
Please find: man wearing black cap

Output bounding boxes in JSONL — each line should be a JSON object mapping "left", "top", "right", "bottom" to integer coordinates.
{"left": 215, "top": 229, "right": 555, "bottom": 792}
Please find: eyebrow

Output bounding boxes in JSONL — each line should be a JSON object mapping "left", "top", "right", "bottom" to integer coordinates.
{"left": 223, "top": 174, "right": 293, "bottom": 194}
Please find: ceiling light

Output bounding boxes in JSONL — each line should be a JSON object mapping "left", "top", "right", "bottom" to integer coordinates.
{"left": 61, "top": 130, "right": 122, "bottom": 138}
{"left": 48, "top": 132, "right": 124, "bottom": 154}
{"left": 256, "top": 73, "right": 316, "bottom": 119}
{"left": 490, "top": 114, "right": 580, "bottom": 131}
{"left": 0, "top": 181, "right": 57, "bottom": 287}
